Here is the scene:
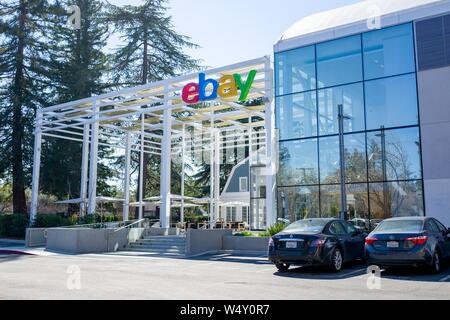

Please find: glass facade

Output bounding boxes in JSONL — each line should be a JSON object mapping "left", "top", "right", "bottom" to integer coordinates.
{"left": 275, "top": 23, "right": 424, "bottom": 229}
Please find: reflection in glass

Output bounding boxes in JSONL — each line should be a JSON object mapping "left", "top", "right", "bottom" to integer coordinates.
{"left": 346, "top": 183, "right": 369, "bottom": 230}
{"left": 277, "top": 186, "right": 319, "bottom": 222}
{"left": 250, "top": 199, "right": 266, "bottom": 230}
{"left": 251, "top": 166, "right": 266, "bottom": 199}
{"left": 318, "top": 83, "right": 365, "bottom": 135}
{"left": 365, "top": 74, "right": 419, "bottom": 130}
{"left": 317, "top": 35, "right": 363, "bottom": 88}
{"left": 275, "top": 45, "right": 316, "bottom": 96}
{"left": 276, "top": 91, "right": 317, "bottom": 140}
{"left": 344, "top": 133, "right": 367, "bottom": 183}
{"left": 363, "top": 23, "right": 415, "bottom": 80}
{"left": 319, "top": 136, "right": 340, "bottom": 184}
{"left": 320, "top": 185, "right": 341, "bottom": 218}
{"left": 369, "top": 181, "right": 424, "bottom": 221}
{"left": 367, "top": 127, "right": 422, "bottom": 182}
{"left": 278, "top": 139, "right": 319, "bottom": 186}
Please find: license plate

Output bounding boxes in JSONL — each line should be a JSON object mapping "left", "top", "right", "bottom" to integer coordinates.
{"left": 286, "top": 241, "right": 298, "bottom": 249}
{"left": 387, "top": 241, "right": 399, "bottom": 248}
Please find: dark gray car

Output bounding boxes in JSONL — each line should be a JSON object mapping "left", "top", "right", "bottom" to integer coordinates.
{"left": 365, "top": 217, "right": 450, "bottom": 273}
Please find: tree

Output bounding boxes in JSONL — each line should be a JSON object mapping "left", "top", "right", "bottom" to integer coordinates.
{"left": 39, "top": 0, "right": 117, "bottom": 201}
{"left": 0, "top": 0, "right": 52, "bottom": 215}
{"left": 106, "top": 0, "right": 200, "bottom": 209}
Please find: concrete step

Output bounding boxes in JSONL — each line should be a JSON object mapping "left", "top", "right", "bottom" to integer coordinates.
{"left": 138, "top": 239, "right": 186, "bottom": 245}
{"left": 131, "top": 243, "right": 185, "bottom": 250}
{"left": 127, "top": 245, "right": 186, "bottom": 254}
{"left": 125, "top": 248, "right": 185, "bottom": 256}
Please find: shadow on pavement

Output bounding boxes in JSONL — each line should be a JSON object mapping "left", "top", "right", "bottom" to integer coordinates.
{"left": 379, "top": 263, "right": 450, "bottom": 283}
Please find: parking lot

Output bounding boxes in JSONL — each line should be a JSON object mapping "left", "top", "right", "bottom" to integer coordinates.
{"left": 0, "top": 252, "right": 449, "bottom": 300}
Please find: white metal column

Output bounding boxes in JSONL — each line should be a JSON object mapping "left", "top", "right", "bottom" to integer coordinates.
{"left": 213, "top": 129, "right": 220, "bottom": 225}
{"left": 160, "top": 101, "right": 172, "bottom": 229}
{"left": 180, "top": 125, "right": 185, "bottom": 224}
{"left": 30, "top": 111, "right": 43, "bottom": 223}
{"left": 264, "top": 57, "right": 276, "bottom": 227}
{"left": 138, "top": 115, "right": 145, "bottom": 220}
{"left": 123, "top": 132, "right": 132, "bottom": 221}
{"left": 80, "top": 123, "right": 90, "bottom": 216}
{"left": 88, "top": 103, "right": 99, "bottom": 215}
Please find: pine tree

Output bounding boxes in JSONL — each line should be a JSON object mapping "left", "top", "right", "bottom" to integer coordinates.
{"left": 106, "top": 0, "right": 200, "bottom": 206}
{"left": 39, "top": 0, "right": 116, "bottom": 202}
{"left": 0, "top": 0, "right": 52, "bottom": 215}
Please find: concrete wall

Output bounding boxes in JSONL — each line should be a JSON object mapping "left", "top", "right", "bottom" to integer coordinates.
{"left": 223, "top": 236, "right": 270, "bottom": 252}
{"left": 145, "top": 227, "right": 179, "bottom": 236}
{"left": 186, "top": 229, "right": 232, "bottom": 256}
{"left": 417, "top": 65, "right": 450, "bottom": 227}
{"left": 25, "top": 228, "right": 47, "bottom": 247}
{"left": 46, "top": 228, "right": 145, "bottom": 254}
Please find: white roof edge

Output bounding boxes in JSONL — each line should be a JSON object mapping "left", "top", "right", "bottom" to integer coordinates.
{"left": 275, "top": 0, "right": 450, "bottom": 53}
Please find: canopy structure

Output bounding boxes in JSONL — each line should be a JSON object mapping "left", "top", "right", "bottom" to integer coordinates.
{"left": 30, "top": 56, "right": 276, "bottom": 229}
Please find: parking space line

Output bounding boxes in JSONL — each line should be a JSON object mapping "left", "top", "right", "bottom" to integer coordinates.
{"left": 439, "top": 274, "right": 450, "bottom": 282}
{"left": 337, "top": 268, "right": 366, "bottom": 278}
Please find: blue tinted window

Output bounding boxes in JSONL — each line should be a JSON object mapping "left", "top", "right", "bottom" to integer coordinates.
{"left": 319, "top": 136, "right": 340, "bottom": 184}
{"left": 275, "top": 46, "right": 316, "bottom": 96}
{"left": 318, "top": 83, "right": 365, "bottom": 136}
{"left": 363, "top": 23, "right": 415, "bottom": 80}
{"left": 278, "top": 139, "right": 319, "bottom": 186}
{"left": 276, "top": 91, "right": 317, "bottom": 140}
{"left": 317, "top": 35, "right": 363, "bottom": 88}
{"left": 367, "top": 127, "right": 422, "bottom": 182}
{"left": 365, "top": 74, "right": 418, "bottom": 130}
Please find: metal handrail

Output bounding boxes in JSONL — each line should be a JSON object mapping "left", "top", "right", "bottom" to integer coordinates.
{"left": 112, "top": 218, "right": 151, "bottom": 233}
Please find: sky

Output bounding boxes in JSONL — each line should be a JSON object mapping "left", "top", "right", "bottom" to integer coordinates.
{"left": 109, "top": 0, "right": 363, "bottom": 68}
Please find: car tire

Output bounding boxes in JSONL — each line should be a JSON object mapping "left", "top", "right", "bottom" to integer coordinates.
{"left": 275, "top": 262, "right": 290, "bottom": 272}
{"left": 428, "top": 250, "right": 442, "bottom": 274}
{"left": 329, "top": 248, "right": 343, "bottom": 273}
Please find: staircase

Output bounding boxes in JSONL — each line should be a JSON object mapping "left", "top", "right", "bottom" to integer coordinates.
{"left": 127, "top": 233, "right": 186, "bottom": 256}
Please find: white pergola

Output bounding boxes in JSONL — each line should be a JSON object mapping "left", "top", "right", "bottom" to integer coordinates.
{"left": 30, "top": 56, "right": 277, "bottom": 229}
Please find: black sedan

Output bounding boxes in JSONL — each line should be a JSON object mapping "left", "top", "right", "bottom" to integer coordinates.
{"left": 268, "top": 218, "right": 367, "bottom": 272}
{"left": 365, "top": 217, "right": 450, "bottom": 273}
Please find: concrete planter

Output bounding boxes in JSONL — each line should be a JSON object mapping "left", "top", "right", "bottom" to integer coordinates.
{"left": 223, "top": 236, "right": 270, "bottom": 252}
{"left": 186, "top": 229, "right": 233, "bottom": 256}
{"left": 25, "top": 228, "right": 47, "bottom": 247}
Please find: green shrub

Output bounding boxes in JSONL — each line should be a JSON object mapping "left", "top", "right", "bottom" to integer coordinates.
{"left": 234, "top": 231, "right": 257, "bottom": 237}
{"left": 259, "top": 222, "right": 287, "bottom": 237}
{"left": 32, "top": 214, "right": 73, "bottom": 228}
{"left": 0, "top": 213, "right": 29, "bottom": 239}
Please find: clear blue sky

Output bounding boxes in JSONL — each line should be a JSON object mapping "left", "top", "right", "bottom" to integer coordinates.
{"left": 110, "top": 0, "right": 362, "bottom": 68}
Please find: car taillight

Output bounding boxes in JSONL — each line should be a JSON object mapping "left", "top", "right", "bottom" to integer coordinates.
{"left": 268, "top": 238, "right": 274, "bottom": 248}
{"left": 406, "top": 236, "right": 428, "bottom": 246}
{"left": 310, "top": 239, "right": 326, "bottom": 247}
{"left": 365, "top": 237, "right": 378, "bottom": 245}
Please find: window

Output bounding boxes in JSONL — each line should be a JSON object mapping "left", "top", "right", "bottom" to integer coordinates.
{"left": 369, "top": 181, "right": 424, "bottom": 220}
{"left": 343, "top": 221, "right": 357, "bottom": 234}
{"left": 277, "top": 186, "right": 320, "bottom": 222}
{"left": 320, "top": 185, "right": 341, "bottom": 218}
{"left": 319, "top": 136, "right": 340, "bottom": 184}
{"left": 329, "top": 222, "right": 347, "bottom": 235}
{"left": 239, "top": 177, "right": 248, "bottom": 192}
{"left": 425, "top": 220, "right": 439, "bottom": 233}
{"left": 318, "top": 83, "right": 365, "bottom": 136}
{"left": 367, "top": 127, "right": 422, "bottom": 182}
{"left": 344, "top": 133, "right": 367, "bottom": 183}
{"left": 363, "top": 23, "right": 415, "bottom": 80}
{"left": 317, "top": 35, "right": 363, "bottom": 88}
{"left": 416, "top": 14, "right": 450, "bottom": 71}
{"left": 241, "top": 207, "right": 249, "bottom": 223}
{"left": 275, "top": 45, "right": 316, "bottom": 96}
{"left": 346, "top": 183, "right": 369, "bottom": 222}
{"left": 226, "top": 207, "right": 237, "bottom": 222}
{"left": 278, "top": 139, "right": 319, "bottom": 186}
{"left": 365, "top": 74, "right": 419, "bottom": 130}
{"left": 276, "top": 91, "right": 317, "bottom": 139}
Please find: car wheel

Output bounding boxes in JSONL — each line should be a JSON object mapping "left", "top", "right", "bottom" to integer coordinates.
{"left": 275, "top": 262, "right": 290, "bottom": 272}
{"left": 429, "top": 251, "right": 442, "bottom": 274}
{"left": 329, "top": 248, "right": 343, "bottom": 273}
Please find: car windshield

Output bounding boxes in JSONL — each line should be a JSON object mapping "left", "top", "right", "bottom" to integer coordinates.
{"left": 374, "top": 220, "right": 423, "bottom": 233}
{"left": 283, "top": 220, "right": 327, "bottom": 234}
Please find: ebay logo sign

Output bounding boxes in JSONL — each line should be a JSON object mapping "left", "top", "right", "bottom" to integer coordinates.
{"left": 182, "top": 70, "right": 257, "bottom": 104}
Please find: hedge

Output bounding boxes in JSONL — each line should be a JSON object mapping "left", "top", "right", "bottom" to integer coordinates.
{"left": 0, "top": 214, "right": 29, "bottom": 239}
